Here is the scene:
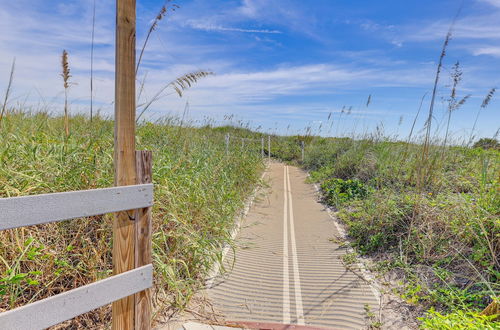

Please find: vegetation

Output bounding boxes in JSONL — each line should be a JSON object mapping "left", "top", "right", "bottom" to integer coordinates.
{"left": 419, "top": 308, "right": 499, "bottom": 329}
{"left": 271, "top": 134, "right": 499, "bottom": 328}
{"left": 0, "top": 112, "right": 264, "bottom": 326}
{"left": 474, "top": 138, "right": 500, "bottom": 151}
{"left": 320, "top": 178, "right": 370, "bottom": 208}
{"left": 0, "top": 6, "right": 498, "bottom": 327}
{"left": 267, "top": 24, "right": 499, "bottom": 327}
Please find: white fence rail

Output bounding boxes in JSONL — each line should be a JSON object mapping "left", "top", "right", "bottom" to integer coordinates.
{"left": 0, "top": 184, "right": 153, "bottom": 230}
{"left": 0, "top": 182, "right": 154, "bottom": 329}
{"left": 0, "top": 265, "right": 152, "bottom": 330}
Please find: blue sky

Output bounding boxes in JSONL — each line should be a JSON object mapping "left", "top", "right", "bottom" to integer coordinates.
{"left": 0, "top": 0, "right": 499, "bottom": 139}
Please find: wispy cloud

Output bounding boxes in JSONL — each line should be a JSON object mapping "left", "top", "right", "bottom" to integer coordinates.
{"left": 1, "top": 0, "right": 499, "bottom": 136}
{"left": 404, "top": 12, "right": 500, "bottom": 41}
{"left": 185, "top": 20, "right": 282, "bottom": 34}
{"left": 473, "top": 46, "right": 500, "bottom": 57}
{"left": 356, "top": 19, "right": 403, "bottom": 47}
{"left": 481, "top": 0, "right": 500, "bottom": 8}
{"left": 235, "top": 0, "right": 322, "bottom": 40}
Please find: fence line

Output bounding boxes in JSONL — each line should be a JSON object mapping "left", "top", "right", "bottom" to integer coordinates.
{"left": 0, "top": 265, "right": 152, "bottom": 330}
{"left": 268, "top": 136, "right": 271, "bottom": 160}
{"left": 219, "top": 134, "right": 307, "bottom": 163}
{"left": 0, "top": 152, "right": 154, "bottom": 329}
{"left": 301, "top": 141, "right": 305, "bottom": 162}
{"left": 0, "top": 185, "right": 153, "bottom": 231}
{"left": 222, "top": 134, "right": 272, "bottom": 160}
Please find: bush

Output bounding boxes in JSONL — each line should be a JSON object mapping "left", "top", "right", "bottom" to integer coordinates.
{"left": 420, "top": 308, "right": 499, "bottom": 329}
{"left": 320, "top": 178, "right": 369, "bottom": 208}
{"left": 270, "top": 133, "right": 500, "bottom": 325}
{"left": 473, "top": 138, "right": 499, "bottom": 151}
{"left": 339, "top": 190, "right": 414, "bottom": 253}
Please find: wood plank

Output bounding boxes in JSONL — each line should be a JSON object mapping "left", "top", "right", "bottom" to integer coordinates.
{"left": 0, "top": 264, "right": 153, "bottom": 330}
{"left": 113, "top": 0, "right": 137, "bottom": 328}
{"left": 0, "top": 184, "right": 153, "bottom": 231}
{"left": 134, "top": 150, "right": 152, "bottom": 330}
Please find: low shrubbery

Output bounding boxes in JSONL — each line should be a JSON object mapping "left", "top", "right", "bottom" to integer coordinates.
{"left": 420, "top": 308, "right": 499, "bottom": 329}
{"left": 0, "top": 112, "right": 264, "bottom": 326}
{"left": 271, "top": 135, "right": 500, "bottom": 328}
{"left": 320, "top": 178, "right": 369, "bottom": 208}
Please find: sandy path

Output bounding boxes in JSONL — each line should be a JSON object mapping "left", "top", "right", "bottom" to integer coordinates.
{"left": 207, "top": 163, "right": 379, "bottom": 329}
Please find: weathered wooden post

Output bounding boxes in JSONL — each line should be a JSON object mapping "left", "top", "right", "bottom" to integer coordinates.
{"left": 225, "top": 133, "right": 230, "bottom": 155}
{"left": 268, "top": 136, "right": 271, "bottom": 161}
{"left": 301, "top": 141, "right": 305, "bottom": 162}
{"left": 113, "top": 0, "right": 137, "bottom": 328}
{"left": 261, "top": 137, "right": 264, "bottom": 158}
{"left": 135, "top": 150, "right": 152, "bottom": 330}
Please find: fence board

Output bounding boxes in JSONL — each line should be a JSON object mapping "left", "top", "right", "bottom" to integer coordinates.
{"left": 0, "top": 264, "right": 153, "bottom": 330}
{"left": 135, "top": 151, "right": 153, "bottom": 329}
{"left": 0, "top": 184, "right": 153, "bottom": 230}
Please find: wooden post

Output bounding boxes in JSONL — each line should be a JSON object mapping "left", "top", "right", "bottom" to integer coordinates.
{"left": 113, "top": 0, "right": 136, "bottom": 328}
{"left": 268, "top": 136, "right": 271, "bottom": 161}
{"left": 225, "top": 133, "right": 230, "bottom": 155}
{"left": 261, "top": 137, "right": 264, "bottom": 158}
{"left": 301, "top": 141, "right": 305, "bottom": 162}
{"left": 135, "top": 151, "right": 152, "bottom": 330}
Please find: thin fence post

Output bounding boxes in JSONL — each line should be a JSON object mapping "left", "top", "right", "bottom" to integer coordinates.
{"left": 301, "top": 141, "right": 305, "bottom": 162}
{"left": 241, "top": 137, "right": 244, "bottom": 149}
{"left": 225, "top": 133, "right": 230, "bottom": 155}
{"left": 268, "top": 136, "right": 271, "bottom": 161}
{"left": 135, "top": 150, "right": 152, "bottom": 330}
{"left": 261, "top": 137, "right": 264, "bottom": 158}
{"left": 113, "top": 0, "right": 136, "bottom": 328}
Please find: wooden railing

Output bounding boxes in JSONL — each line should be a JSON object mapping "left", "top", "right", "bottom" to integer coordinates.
{"left": 0, "top": 151, "right": 154, "bottom": 330}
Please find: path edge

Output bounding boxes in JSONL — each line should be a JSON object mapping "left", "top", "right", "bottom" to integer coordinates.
{"left": 205, "top": 162, "right": 270, "bottom": 289}
{"left": 309, "top": 179, "right": 382, "bottom": 305}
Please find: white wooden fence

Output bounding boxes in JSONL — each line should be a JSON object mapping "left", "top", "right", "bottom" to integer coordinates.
{"left": 0, "top": 183, "right": 154, "bottom": 330}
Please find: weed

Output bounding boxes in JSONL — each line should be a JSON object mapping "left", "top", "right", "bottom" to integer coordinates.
{"left": 321, "top": 178, "right": 369, "bottom": 208}
{"left": 0, "top": 113, "right": 264, "bottom": 326}
{"left": 341, "top": 252, "right": 358, "bottom": 266}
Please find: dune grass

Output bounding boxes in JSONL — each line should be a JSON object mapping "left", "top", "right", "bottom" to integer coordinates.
{"left": 0, "top": 111, "right": 264, "bottom": 327}
{"left": 270, "top": 135, "right": 499, "bottom": 328}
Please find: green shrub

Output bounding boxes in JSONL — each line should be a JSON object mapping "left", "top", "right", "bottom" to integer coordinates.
{"left": 320, "top": 177, "right": 369, "bottom": 208}
{"left": 473, "top": 138, "right": 499, "bottom": 151}
{"left": 339, "top": 190, "right": 414, "bottom": 253}
{"left": 420, "top": 308, "right": 499, "bottom": 329}
{"left": 270, "top": 130, "right": 500, "bottom": 325}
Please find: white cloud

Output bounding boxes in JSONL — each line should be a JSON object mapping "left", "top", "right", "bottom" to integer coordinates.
{"left": 238, "top": 0, "right": 261, "bottom": 18}
{"left": 480, "top": 0, "right": 500, "bottom": 8}
{"left": 185, "top": 20, "right": 282, "bottom": 34}
{"left": 235, "top": 0, "right": 321, "bottom": 40}
{"left": 473, "top": 47, "right": 500, "bottom": 56}
{"left": 405, "top": 13, "right": 500, "bottom": 41}
{"left": 0, "top": 0, "right": 498, "bottom": 137}
{"left": 134, "top": 63, "right": 437, "bottom": 120}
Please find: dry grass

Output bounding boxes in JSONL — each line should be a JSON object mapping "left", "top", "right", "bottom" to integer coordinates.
{"left": 0, "top": 58, "right": 15, "bottom": 125}
{"left": 0, "top": 113, "right": 264, "bottom": 328}
{"left": 61, "top": 50, "right": 71, "bottom": 138}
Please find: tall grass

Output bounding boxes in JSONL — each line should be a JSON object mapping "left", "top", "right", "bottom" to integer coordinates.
{"left": 61, "top": 50, "right": 71, "bottom": 138}
{"left": 469, "top": 88, "right": 496, "bottom": 146}
{"left": 0, "top": 112, "right": 264, "bottom": 327}
{"left": 0, "top": 58, "right": 15, "bottom": 125}
{"left": 270, "top": 131, "right": 499, "bottom": 327}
